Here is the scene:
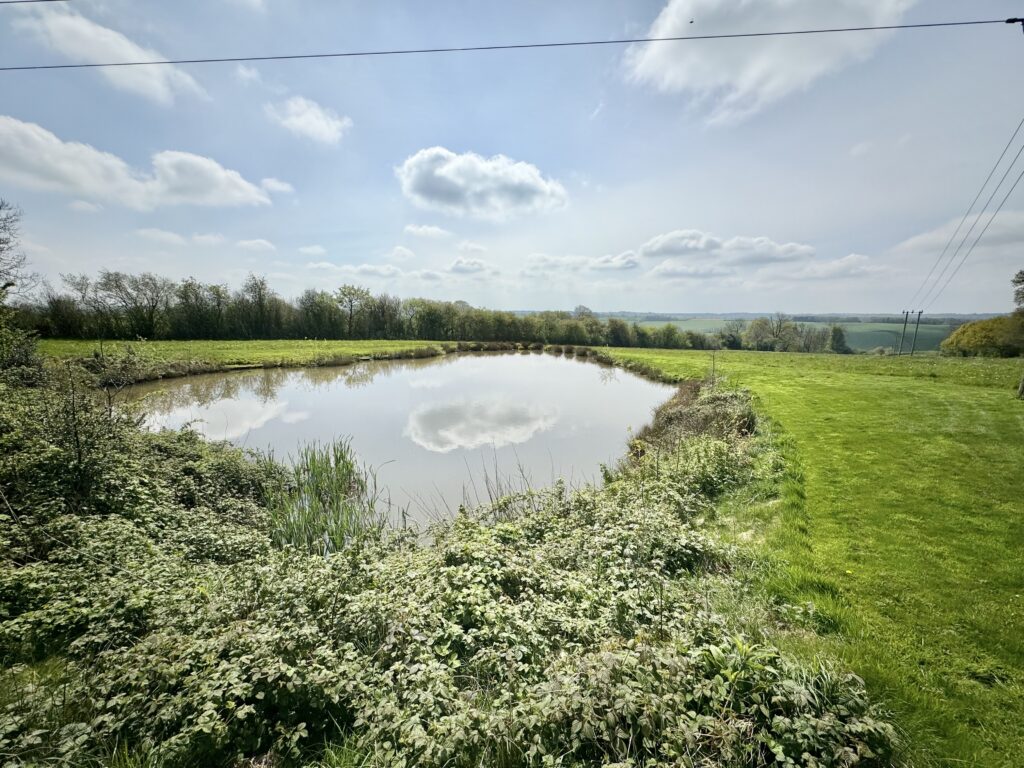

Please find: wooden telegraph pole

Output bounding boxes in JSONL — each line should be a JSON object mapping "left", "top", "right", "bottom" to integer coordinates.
{"left": 909, "top": 310, "right": 924, "bottom": 356}
{"left": 897, "top": 310, "right": 910, "bottom": 356}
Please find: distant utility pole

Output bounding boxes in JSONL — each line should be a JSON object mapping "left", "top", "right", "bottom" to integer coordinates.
{"left": 909, "top": 310, "right": 924, "bottom": 356}
{"left": 897, "top": 310, "right": 910, "bottom": 356}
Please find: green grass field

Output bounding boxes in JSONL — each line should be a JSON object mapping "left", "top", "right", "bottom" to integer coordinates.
{"left": 630, "top": 318, "right": 954, "bottom": 352}
{"left": 609, "top": 348, "right": 1024, "bottom": 767}
{"left": 38, "top": 338, "right": 442, "bottom": 367}
{"left": 36, "top": 340, "right": 1024, "bottom": 764}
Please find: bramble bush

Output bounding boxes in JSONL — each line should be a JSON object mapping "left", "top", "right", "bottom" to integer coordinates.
{"left": 0, "top": 327, "right": 898, "bottom": 766}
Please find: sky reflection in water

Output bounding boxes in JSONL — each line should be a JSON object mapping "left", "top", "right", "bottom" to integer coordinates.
{"left": 130, "top": 353, "right": 674, "bottom": 522}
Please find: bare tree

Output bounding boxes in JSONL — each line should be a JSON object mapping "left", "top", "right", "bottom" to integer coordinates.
{"left": 0, "top": 199, "right": 38, "bottom": 297}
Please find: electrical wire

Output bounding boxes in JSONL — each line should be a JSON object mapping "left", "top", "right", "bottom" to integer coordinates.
{"left": 907, "top": 114, "right": 1024, "bottom": 307}
{"left": 918, "top": 139, "right": 1024, "bottom": 309}
{"left": 0, "top": 18, "right": 1011, "bottom": 72}
{"left": 924, "top": 162, "right": 1024, "bottom": 311}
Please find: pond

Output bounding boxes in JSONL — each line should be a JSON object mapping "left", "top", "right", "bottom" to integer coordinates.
{"left": 129, "top": 352, "right": 675, "bottom": 523}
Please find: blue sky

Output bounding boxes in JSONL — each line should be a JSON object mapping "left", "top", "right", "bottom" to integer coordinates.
{"left": 1, "top": 0, "right": 1021, "bottom": 313}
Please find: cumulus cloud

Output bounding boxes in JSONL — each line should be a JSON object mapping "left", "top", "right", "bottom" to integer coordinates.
{"left": 298, "top": 245, "right": 326, "bottom": 256}
{"left": 237, "top": 239, "right": 276, "bottom": 251}
{"left": 265, "top": 96, "right": 353, "bottom": 145}
{"left": 235, "top": 65, "right": 263, "bottom": 84}
{"left": 649, "top": 261, "right": 731, "bottom": 279}
{"left": 410, "top": 269, "right": 444, "bottom": 281}
{"left": 261, "top": 177, "right": 294, "bottom": 194}
{"left": 625, "top": 0, "right": 914, "bottom": 123}
{"left": 449, "top": 257, "right": 489, "bottom": 274}
{"left": 15, "top": 6, "right": 206, "bottom": 106}
{"left": 591, "top": 251, "right": 640, "bottom": 271}
{"left": 892, "top": 210, "right": 1024, "bottom": 259}
{"left": 404, "top": 399, "right": 558, "bottom": 453}
{"left": 0, "top": 116, "right": 270, "bottom": 210}
{"left": 396, "top": 147, "right": 568, "bottom": 220}
{"left": 639, "top": 229, "right": 723, "bottom": 258}
{"left": 306, "top": 262, "right": 402, "bottom": 278}
{"left": 388, "top": 246, "right": 416, "bottom": 261}
{"left": 790, "top": 253, "right": 884, "bottom": 280}
{"left": 458, "top": 240, "right": 487, "bottom": 255}
{"left": 639, "top": 228, "right": 814, "bottom": 265}
{"left": 405, "top": 224, "right": 452, "bottom": 239}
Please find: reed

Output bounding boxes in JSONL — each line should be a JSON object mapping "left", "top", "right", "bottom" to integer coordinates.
{"left": 266, "top": 438, "right": 386, "bottom": 555}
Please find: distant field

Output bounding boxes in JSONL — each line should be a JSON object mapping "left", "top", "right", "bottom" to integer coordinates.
{"left": 609, "top": 348, "right": 1024, "bottom": 766}
{"left": 629, "top": 318, "right": 954, "bottom": 352}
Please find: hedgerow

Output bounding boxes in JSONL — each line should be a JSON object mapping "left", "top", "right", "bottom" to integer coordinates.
{"left": 0, "top": 355, "right": 898, "bottom": 766}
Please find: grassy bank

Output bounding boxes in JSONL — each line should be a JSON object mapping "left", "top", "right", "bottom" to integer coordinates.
{"left": 38, "top": 339, "right": 446, "bottom": 372}
{"left": 606, "top": 348, "right": 1024, "bottom": 767}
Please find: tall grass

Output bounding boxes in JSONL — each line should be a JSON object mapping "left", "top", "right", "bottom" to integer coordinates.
{"left": 266, "top": 439, "right": 386, "bottom": 555}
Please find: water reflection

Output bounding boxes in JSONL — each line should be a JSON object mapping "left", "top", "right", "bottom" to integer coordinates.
{"left": 129, "top": 353, "right": 674, "bottom": 521}
{"left": 405, "top": 399, "right": 558, "bottom": 453}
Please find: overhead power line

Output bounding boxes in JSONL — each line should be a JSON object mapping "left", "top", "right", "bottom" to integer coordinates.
{"left": 907, "top": 114, "right": 1024, "bottom": 308}
{"left": 918, "top": 138, "right": 1024, "bottom": 309}
{"left": 0, "top": 0, "right": 69, "bottom": 4}
{"left": 924, "top": 162, "right": 1024, "bottom": 311}
{"left": 0, "top": 18, "right": 1012, "bottom": 72}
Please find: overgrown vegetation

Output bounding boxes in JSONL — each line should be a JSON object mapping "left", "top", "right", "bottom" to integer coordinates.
{"left": 940, "top": 270, "right": 1024, "bottom": 358}
{"left": 0, "top": 309, "right": 898, "bottom": 765}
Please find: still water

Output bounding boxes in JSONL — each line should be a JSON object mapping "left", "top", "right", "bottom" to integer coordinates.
{"left": 130, "top": 353, "right": 674, "bottom": 522}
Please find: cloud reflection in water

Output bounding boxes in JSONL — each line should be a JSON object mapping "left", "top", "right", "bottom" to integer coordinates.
{"left": 404, "top": 398, "right": 559, "bottom": 453}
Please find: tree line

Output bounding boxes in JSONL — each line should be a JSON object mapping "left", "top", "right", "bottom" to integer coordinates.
{"left": 7, "top": 269, "right": 857, "bottom": 353}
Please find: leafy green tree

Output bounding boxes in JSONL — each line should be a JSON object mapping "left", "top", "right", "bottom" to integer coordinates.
{"left": 828, "top": 325, "right": 852, "bottom": 354}
{"left": 336, "top": 284, "right": 372, "bottom": 338}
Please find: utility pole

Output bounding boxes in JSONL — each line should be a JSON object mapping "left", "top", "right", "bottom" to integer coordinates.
{"left": 909, "top": 310, "right": 924, "bottom": 356}
{"left": 897, "top": 310, "right": 910, "bottom": 356}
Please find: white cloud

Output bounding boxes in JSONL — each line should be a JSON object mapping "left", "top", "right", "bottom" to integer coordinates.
{"left": 69, "top": 200, "right": 102, "bottom": 213}
{"left": 649, "top": 261, "right": 731, "bottom": 279}
{"left": 891, "top": 210, "right": 1024, "bottom": 266}
{"left": 298, "top": 245, "right": 326, "bottom": 256}
{"left": 625, "top": 0, "right": 914, "bottom": 123}
{"left": 449, "top": 257, "right": 489, "bottom": 274}
{"left": 261, "top": 178, "right": 294, "bottom": 194}
{"left": 0, "top": 116, "right": 270, "bottom": 210}
{"left": 135, "top": 228, "right": 186, "bottom": 246}
{"left": 396, "top": 146, "right": 568, "bottom": 220}
{"left": 639, "top": 229, "right": 723, "bottom": 258}
{"left": 719, "top": 235, "right": 815, "bottom": 265}
{"left": 15, "top": 6, "right": 206, "bottom": 106}
{"left": 410, "top": 269, "right": 444, "bottom": 281}
{"left": 458, "top": 240, "right": 487, "bottom": 255}
{"left": 591, "top": 251, "right": 640, "bottom": 271}
{"left": 388, "top": 246, "right": 416, "bottom": 261}
{"left": 235, "top": 64, "right": 263, "bottom": 84}
{"left": 639, "top": 228, "right": 814, "bottom": 265}
{"left": 265, "top": 96, "right": 353, "bottom": 145}
{"left": 305, "top": 262, "right": 402, "bottom": 278}
{"left": 404, "top": 399, "right": 558, "bottom": 453}
{"left": 193, "top": 233, "right": 226, "bottom": 246}
{"left": 405, "top": 224, "right": 452, "bottom": 239}
{"left": 790, "top": 253, "right": 884, "bottom": 280}
{"left": 237, "top": 239, "right": 276, "bottom": 251}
